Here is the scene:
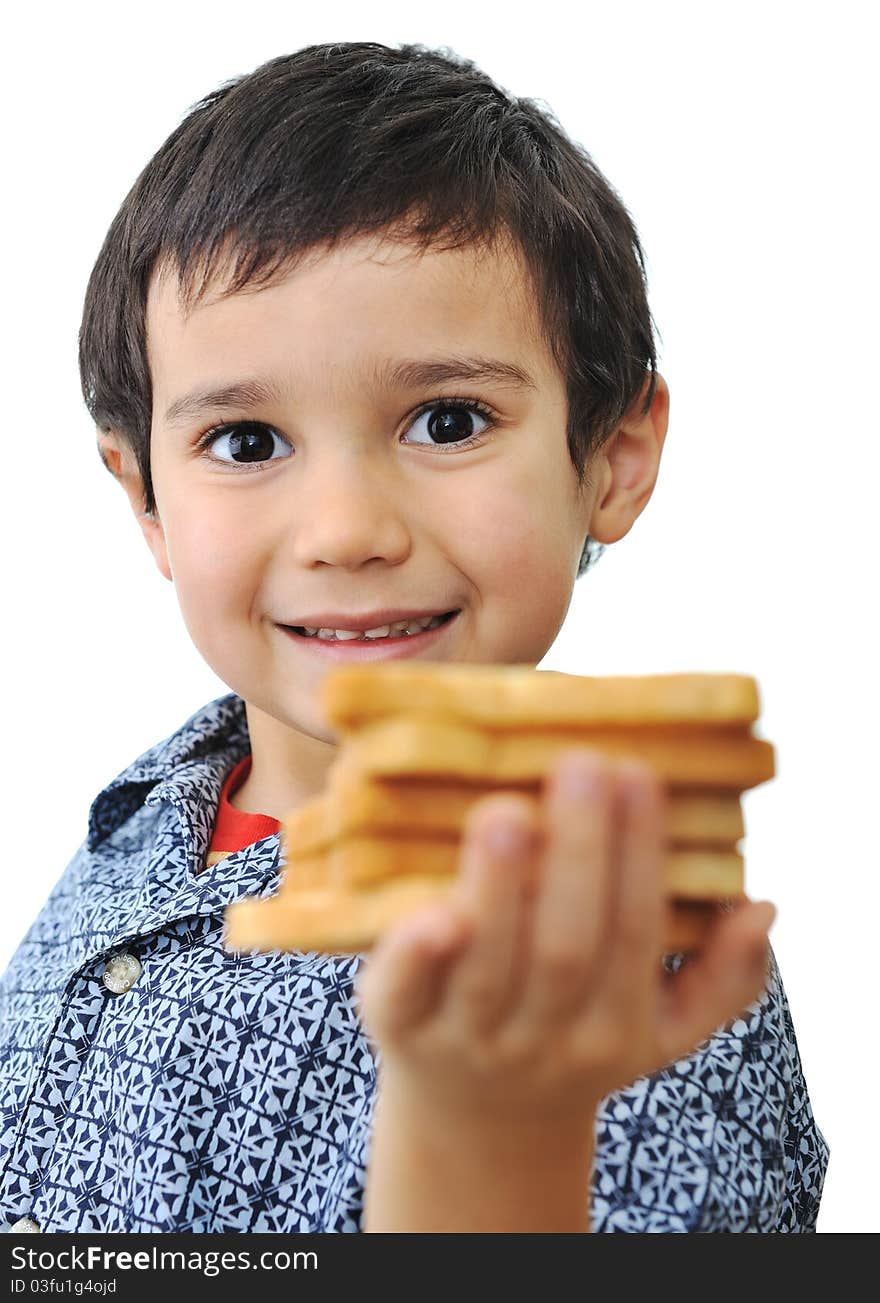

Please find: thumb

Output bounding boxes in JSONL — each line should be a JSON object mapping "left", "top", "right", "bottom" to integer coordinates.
{"left": 355, "top": 906, "right": 472, "bottom": 1042}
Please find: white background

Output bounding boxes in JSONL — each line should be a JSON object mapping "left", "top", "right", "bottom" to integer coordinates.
{"left": 2, "top": 0, "right": 876, "bottom": 1232}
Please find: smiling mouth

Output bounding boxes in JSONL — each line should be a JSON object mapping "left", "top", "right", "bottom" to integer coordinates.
{"left": 283, "top": 610, "right": 459, "bottom": 642}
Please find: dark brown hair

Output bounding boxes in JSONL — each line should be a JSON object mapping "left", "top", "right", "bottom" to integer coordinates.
{"left": 79, "top": 41, "right": 658, "bottom": 576}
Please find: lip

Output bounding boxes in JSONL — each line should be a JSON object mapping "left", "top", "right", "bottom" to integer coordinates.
{"left": 278, "top": 610, "right": 460, "bottom": 661}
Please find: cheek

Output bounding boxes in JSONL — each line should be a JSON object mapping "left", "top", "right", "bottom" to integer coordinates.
{"left": 433, "top": 463, "right": 577, "bottom": 632}
{"left": 493, "top": 521, "right": 575, "bottom": 655}
{"left": 164, "top": 512, "right": 263, "bottom": 637}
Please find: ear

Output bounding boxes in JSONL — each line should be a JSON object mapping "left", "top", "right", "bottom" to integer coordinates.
{"left": 96, "top": 430, "right": 173, "bottom": 583}
{"left": 586, "top": 372, "right": 670, "bottom": 546}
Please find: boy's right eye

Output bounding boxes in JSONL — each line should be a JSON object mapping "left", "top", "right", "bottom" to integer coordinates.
{"left": 195, "top": 421, "right": 291, "bottom": 471}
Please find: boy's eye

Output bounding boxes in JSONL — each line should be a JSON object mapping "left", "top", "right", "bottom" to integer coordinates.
{"left": 197, "top": 422, "right": 291, "bottom": 468}
{"left": 404, "top": 400, "right": 494, "bottom": 450}
{"left": 195, "top": 399, "right": 496, "bottom": 470}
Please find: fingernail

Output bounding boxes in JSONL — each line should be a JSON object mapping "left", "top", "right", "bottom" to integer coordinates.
{"left": 428, "top": 914, "right": 466, "bottom": 951}
{"left": 620, "top": 761, "right": 660, "bottom": 808}
{"left": 413, "top": 909, "right": 464, "bottom": 951}
{"left": 557, "top": 753, "right": 604, "bottom": 799}
{"left": 485, "top": 819, "right": 532, "bottom": 857}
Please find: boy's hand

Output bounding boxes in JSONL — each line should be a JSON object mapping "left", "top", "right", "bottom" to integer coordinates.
{"left": 355, "top": 748, "right": 776, "bottom": 1127}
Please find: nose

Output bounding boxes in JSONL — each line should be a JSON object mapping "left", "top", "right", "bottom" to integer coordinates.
{"left": 290, "top": 453, "right": 412, "bottom": 570}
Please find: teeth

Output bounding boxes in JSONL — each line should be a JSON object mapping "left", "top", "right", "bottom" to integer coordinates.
{"left": 301, "top": 614, "right": 448, "bottom": 641}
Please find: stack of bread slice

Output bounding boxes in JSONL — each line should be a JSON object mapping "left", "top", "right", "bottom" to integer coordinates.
{"left": 224, "top": 664, "right": 775, "bottom": 956}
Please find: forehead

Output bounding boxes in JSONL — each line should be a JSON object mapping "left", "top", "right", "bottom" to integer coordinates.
{"left": 145, "top": 230, "right": 559, "bottom": 404}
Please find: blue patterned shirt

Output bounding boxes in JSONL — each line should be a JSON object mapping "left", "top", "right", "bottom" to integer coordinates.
{"left": 0, "top": 692, "right": 829, "bottom": 1232}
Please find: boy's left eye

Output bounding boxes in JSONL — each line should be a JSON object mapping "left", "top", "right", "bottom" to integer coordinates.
{"left": 194, "top": 399, "right": 496, "bottom": 470}
{"left": 404, "top": 398, "right": 495, "bottom": 451}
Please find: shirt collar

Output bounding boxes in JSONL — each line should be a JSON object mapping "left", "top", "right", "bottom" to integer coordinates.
{"left": 87, "top": 691, "right": 251, "bottom": 852}
{"left": 70, "top": 692, "right": 285, "bottom": 970}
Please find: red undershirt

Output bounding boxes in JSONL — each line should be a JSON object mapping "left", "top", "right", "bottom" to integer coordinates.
{"left": 206, "top": 754, "right": 280, "bottom": 868}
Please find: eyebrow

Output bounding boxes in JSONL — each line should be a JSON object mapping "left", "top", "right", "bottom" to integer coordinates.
{"left": 161, "top": 354, "right": 537, "bottom": 427}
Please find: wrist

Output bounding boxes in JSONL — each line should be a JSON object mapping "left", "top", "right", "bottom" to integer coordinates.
{"left": 375, "top": 1063, "right": 601, "bottom": 1154}
{"left": 364, "top": 1073, "right": 598, "bottom": 1233}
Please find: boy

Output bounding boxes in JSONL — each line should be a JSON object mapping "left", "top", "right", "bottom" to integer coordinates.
{"left": 0, "top": 41, "right": 827, "bottom": 1233}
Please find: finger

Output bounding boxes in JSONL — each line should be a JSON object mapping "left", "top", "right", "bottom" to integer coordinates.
{"left": 657, "top": 899, "right": 777, "bottom": 1064}
{"left": 602, "top": 761, "right": 666, "bottom": 1015}
{"left": 354, "top": 905, "right": 472, "bottom": 1043}
{"left": 512, "top": 749, "right": 615, "bottom": 1030}
{"left": 445, "top": 794, "right": 540, "bottom": 1033}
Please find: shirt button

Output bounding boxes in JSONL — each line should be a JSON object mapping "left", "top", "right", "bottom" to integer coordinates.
{"left": 9, "top": 1216, "right": 40, "bottom": 1232}
{"left": 102, "top": 953, "right": 143, "bottom": 994}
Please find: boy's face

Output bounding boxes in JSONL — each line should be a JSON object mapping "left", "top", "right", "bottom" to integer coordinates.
{"left": 103, "top": 229, "right": 667, "bottom": 807}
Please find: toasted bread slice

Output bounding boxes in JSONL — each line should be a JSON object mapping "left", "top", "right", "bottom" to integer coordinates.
{"left": 225, "top": 880, "right": 728, "bottom": 957}
{"left": 283, "top": 774, "right": 746, "bottom": 858}
{"left": 296, "top": 834, "right": 744, "bottom": 897}
{"left": 335, "top": 716, "right": 775, "bottom": 789}
{"left": 322, "top": 664, "right": 761, "bottom": 730}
